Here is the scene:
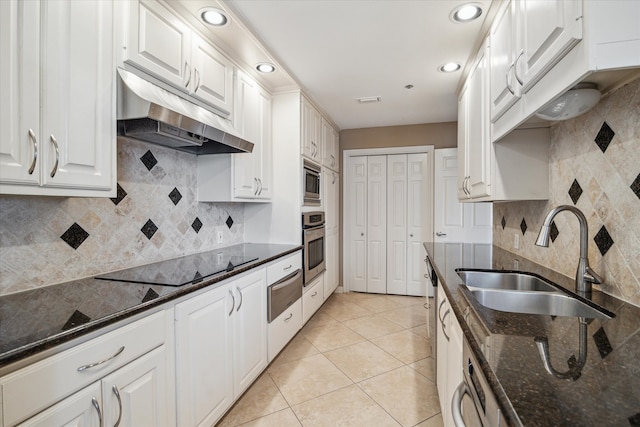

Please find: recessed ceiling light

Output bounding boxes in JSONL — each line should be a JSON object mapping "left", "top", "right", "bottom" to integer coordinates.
{"left": 450, "top": 3, "right": 483, "bottom": 23}
{"left": 256, "top": 63, "right": 276, "bottom": 73}
{"left": 438, "top": 63, "right": 461, "bottom": 73}
{"left": 200, "top": 7, "right": 229, "bottom": 27}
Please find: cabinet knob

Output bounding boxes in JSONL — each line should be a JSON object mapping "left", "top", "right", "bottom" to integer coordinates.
{"left": 360, "top": 233, "right": 364, "bottom": 236}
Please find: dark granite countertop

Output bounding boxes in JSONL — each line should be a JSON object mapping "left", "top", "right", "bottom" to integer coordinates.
{"left": 0, "top": 243, "right": 302, "bottom": 370}
{"left": 423, "top": 242, "right": 640, "bottom": 427}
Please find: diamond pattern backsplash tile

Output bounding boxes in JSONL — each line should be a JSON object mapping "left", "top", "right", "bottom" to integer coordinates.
{"left": 520, "top": 218, "right": 527, "bottom": 235}
{"left": 141, "top": 219, "right": 158, "bottom": 240}
{"left": 493, "top": 78, "right": 640, "bottom": 307}
{"left": 0, "top": 139, "right": 244, "bottom": 295}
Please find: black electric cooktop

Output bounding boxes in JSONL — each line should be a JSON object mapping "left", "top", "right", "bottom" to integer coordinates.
{"left": 96, "top": 252, "right": 258, "bottom": 286}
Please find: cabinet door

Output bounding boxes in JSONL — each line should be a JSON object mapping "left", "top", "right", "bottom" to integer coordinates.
{"left": 366, "top": 156, "right": 387, "bottom": 294}
{"left": 324, "top": 169, "right": 339, "bottom": 234}
{"left": 406, "top": 153, "right": 429, "bottom": 296}
{"left": 0, "top": 0, "right": 40, "bottom": 187}
{"left": 190, "top": 34, "right": 234, "bottom": 116}
{"left": 517, "top": 0, "right": 583, "bottom": 91}
{"left": 124, "top": 0, "right": 191, "bottom": 90}
{"left": 301, "top": 98, "right": 321, "bottom": 161}
{"left": 490, "top": 0, "right": 520, "bottom": 122}
{"left": 175, "top": 285, "right": 233, "bottom": 427}
{"left": 232, "top": 270, "right": 268, "bottom": 397}
{"left": 386, "top": 154, "right": 407, "bottom": 295}
{"left": 233, "top": 71, "right": 261, "bottom": 198}
{"left": 324, "top": 231, "right": 339, "bottom": 298}
{"left": 435, "top": 290, "right": 452, "bottom": 427}
{"left": 347, "top": 156, "right": 368, "bottom": 293}
{"left": 17, "top": 383, "right": 102, "bottom": 427}
{"left": 466, "top": 41, "right": 491, "bottom": 199}
{"left": 457, "top": 85, "right": 470, "bottom": 201}
{"left": 102, "top": 346, "right": 172, "bottom": 427}
{"left": 322, "top": 120, "right": 338, "bottom": 170}
{"left": 254, "top": 89, "right": 273, "bottom": 199}
{"left": 41, "top": 0, "right": 114, "bottom": 190}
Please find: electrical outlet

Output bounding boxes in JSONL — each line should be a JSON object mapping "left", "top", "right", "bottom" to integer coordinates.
{"left": 217, "top": 252, "right": 223, "bottom": 263}
{"left": 514, "top": 259, "right": 520, "bottom": 270}
{"left": 514, "top": 233, "right": 520, "bottom": 250}
{"left": 216, "top": 231, "right": 223, "bottom": 244}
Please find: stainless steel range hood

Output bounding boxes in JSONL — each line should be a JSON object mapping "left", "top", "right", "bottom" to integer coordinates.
{"left": 117, "top": 68, "right": 253, "bottom": 154}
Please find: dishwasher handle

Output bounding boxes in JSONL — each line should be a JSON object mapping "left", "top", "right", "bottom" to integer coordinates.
{"left": 452, "top": 381, "right": 471, "bottom": 427}
{"left": 270, "top": 270, "right": 302, "bottom": 291}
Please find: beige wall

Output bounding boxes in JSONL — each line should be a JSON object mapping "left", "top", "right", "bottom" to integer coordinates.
{"left": 337, "top": 121, "right": 457, "bottom": 288}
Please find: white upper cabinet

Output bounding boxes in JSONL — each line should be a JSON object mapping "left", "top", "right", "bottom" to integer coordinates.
{"left": 122, "top": 0, "right": 234, "bottom": 117}
{"left": 0, "top": 0, "right": 116, "bottom": 197}
{"left": 197, "top": 71, "right": 272, "bottom": 202}
{"left": 322, "top": 119, "right": 339, "bottom": 171}
{"left": 301, "top": 97, "right": 322, "bottom": 162}
{"left": 516, "top": 0, "right": 583, "bottom": 92}
{"left": 458, "top": 39, "right": 491, "bottom": 200}
{"left": 489, "top": 0, "right": 519, "bottom": 122}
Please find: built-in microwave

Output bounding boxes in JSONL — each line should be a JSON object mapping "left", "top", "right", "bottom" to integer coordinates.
{"left": 303, "top": 159, "right": 321, "bottom": 206}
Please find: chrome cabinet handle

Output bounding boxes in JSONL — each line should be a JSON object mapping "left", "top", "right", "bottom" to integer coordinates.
{"left": 92, "top": 397, "right": 104, "bottom": 427}
{"left": 360, "top": 232, "right": 364, "bottom": 236}
{"left": 331, "top": 173, "right": 336, "bottom": 184}
{"left": 311, "top": 291, "right": 318, "bottom": 297}
{"left": 436, "top": 232, "right": 447, "bottom": 237}
{"left": 438, "top": 299, "right": 447, "bottom": 323}
{"left": 112, "top": 385, "right": 122, "bottom": 427}
{"left": 228, "top": 289, "right": 235, "bottom": 316}
{"left": 283, "top": 264, "right": 293, "bottom": 271}
{"left": 257, "top": 178, "right": 263, "bottom": 195}
{"left": 284, "top": 312, "right": 293, "bottom": 321}
{"left": 254, "top": 177, "right": 259, "bottom": 195}
{"left": 28, "top": 129, "right": 38, "bottom": 175}
{"left": 331, "top": 155, "right": 335, "bottom": 167}
{"left": 194, "top": 69, "right": 201, "bottom": 93}
{"left": 514, "top": 49, "right": 524, "bottom": 86}
{"left": 236, "top": 286, "right": 243, "bottom": 312}
{"left": 184, "top": 62, "right": 191, "bottom": 88}
{"left": 49, "top": 134, "right": 59, "bottom": 178}
{"left": 441, "top": 309, "right": 450, "bottom": 341}
{"left": 77, "top": 346, "right": 125, "bottom": 371}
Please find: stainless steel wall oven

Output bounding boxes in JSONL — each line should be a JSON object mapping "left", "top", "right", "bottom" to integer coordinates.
{"left": 303, "top": 159, "right": 321, "bottom": 206}
{"left": 302, "top": 211, "right": 326, "bottom": 285}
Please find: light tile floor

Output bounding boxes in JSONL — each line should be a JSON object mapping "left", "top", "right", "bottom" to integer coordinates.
{"left": 217, "top": 292, "right": 443, "bottom": 427}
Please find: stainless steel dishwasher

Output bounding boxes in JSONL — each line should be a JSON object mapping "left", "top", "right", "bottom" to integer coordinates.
{"left": 267, "top": 269, "right": 303, "bottom": 323}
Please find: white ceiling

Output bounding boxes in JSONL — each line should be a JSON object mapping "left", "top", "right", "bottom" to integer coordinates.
{"left": 177, "top": 0, "right": 493, "bottom": 130}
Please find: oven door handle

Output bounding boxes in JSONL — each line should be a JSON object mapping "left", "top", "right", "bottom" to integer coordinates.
{"left": 452, "top": 380, "right": 480, "bottom": 427}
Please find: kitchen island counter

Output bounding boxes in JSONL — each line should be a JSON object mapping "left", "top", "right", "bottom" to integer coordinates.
{"left": 424, "top": 242, "right": 640, "bottom": 426}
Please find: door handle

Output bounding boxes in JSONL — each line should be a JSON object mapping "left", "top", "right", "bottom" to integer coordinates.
{"left": 436, "top": 232, "right": 447, "bottom": 237}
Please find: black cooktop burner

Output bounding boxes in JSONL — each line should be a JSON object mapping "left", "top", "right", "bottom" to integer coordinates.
{"left": 96, "top": 252, "right": 258, "bottom": 286}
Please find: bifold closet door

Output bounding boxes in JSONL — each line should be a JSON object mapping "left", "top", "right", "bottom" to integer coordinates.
{"left": 387, "top": 153, "right": 429, "bottom": 296}
{"left": 348, "top": 156, "right": 367, "bottom": 292}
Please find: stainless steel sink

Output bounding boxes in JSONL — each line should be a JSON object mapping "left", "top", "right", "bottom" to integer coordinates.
{"left": 456, "top": 269, "right": 559, "bottom": 292}
{"left": 469, "top": 288, "right": 612, "bottom": 319}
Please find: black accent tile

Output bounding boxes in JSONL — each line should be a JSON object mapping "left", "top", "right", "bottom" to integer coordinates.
{"left": 168, "top": 187, "right": 182, "bottom": 205}
{"left": 631, "top": 173, "right": 640, "bottom": 201}
{"left": 142, "top": 289, "right": 159, "bottom": 303}
{"left": 594, "top": 225, "right": 614, "bottom": 256}
{"left": 594, "top": 121, "right": 615, "bottom": 153}
{"left": 193, "top": 271, "right": 203, "bottom": 283}
{"left": 549, "top": 221, "right": 559, "bottom": 243}
{"left": 501, "top": 216, "right": 506, "bottom": 230}
{"left": 141, "top": 219, "right": 158, "bottom": 240}
{"left": 226, "top": 215, "right": 234, "bottom": 229}
{"left": 60, "top": 223, "right": 89, "bottom": 250}
{"left": 593, "top": 326, "right": 613, "bottom": 359}
{"left": 629, "top": 412, "right": 640, "bottom": 426}
{"left": 110, "top": 183, "right": 127, "bottom": 206}
{"left": 62, "top": 310, "right": 91, "bottom": 331}
{"left": 520, "top": 218, "right": 527, "bottom": 235}
{"left": 192, "top": 217, "right": 203, "bottom": 233}
{"left": 568, "top": 179, "right": 583, "bottom": 205}
{"left": 140, "top": 150, "right": 158, "bottom": 171}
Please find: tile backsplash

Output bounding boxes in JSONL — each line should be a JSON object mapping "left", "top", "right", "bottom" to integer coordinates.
{"left": 0, "top": 139, "right": 243, "bottom": 296}
{"left": 494, "top": 78, "right": 640, "bottom": 306}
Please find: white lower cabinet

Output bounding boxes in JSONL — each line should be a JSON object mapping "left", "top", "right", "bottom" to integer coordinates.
{"left": 303, "top": 273, "right": 325, "bottom": 324}
{"left": 268, "top": 299, "right": 303, "bottom": 362}
{"left": 1, "top": 311, "right": 173, "bottom": 427}
{"left": 174, "top": 269, "right": 267, "bottom": 427}
{"left": 436, "top": 289, "right": 463, "bottom": 427}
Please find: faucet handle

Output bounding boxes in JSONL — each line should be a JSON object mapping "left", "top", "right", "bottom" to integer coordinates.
{"left": 584, "top": 266, "right": 603, "bottom": 284}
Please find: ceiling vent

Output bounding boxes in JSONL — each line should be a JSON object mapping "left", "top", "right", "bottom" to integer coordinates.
{"left": 357, "top": 96, "right": 382, "bottom": 103}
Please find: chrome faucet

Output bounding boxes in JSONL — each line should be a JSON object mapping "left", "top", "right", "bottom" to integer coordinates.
{"left": 535, "top": 205, "right": 603, "bottom": 295}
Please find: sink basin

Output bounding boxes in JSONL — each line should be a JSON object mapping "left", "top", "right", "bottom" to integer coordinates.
{"left": 456, "top": 269, "right": 559, "bottom": 292}
{"left": 469, "top": 288, "right": 612, "bottom": 319}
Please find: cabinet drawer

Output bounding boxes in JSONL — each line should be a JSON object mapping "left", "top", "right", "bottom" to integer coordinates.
{"left": 268, "top": 299, "right": 302, "bottom": 362}
{"left": 1, "top": 311, "right": 166, "bottom": 427}
{"left": 302, "top": 275, "right": 324, "bottom": 325}
{"left": 267, "top": 252, "right": 302, "bottom": 285}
